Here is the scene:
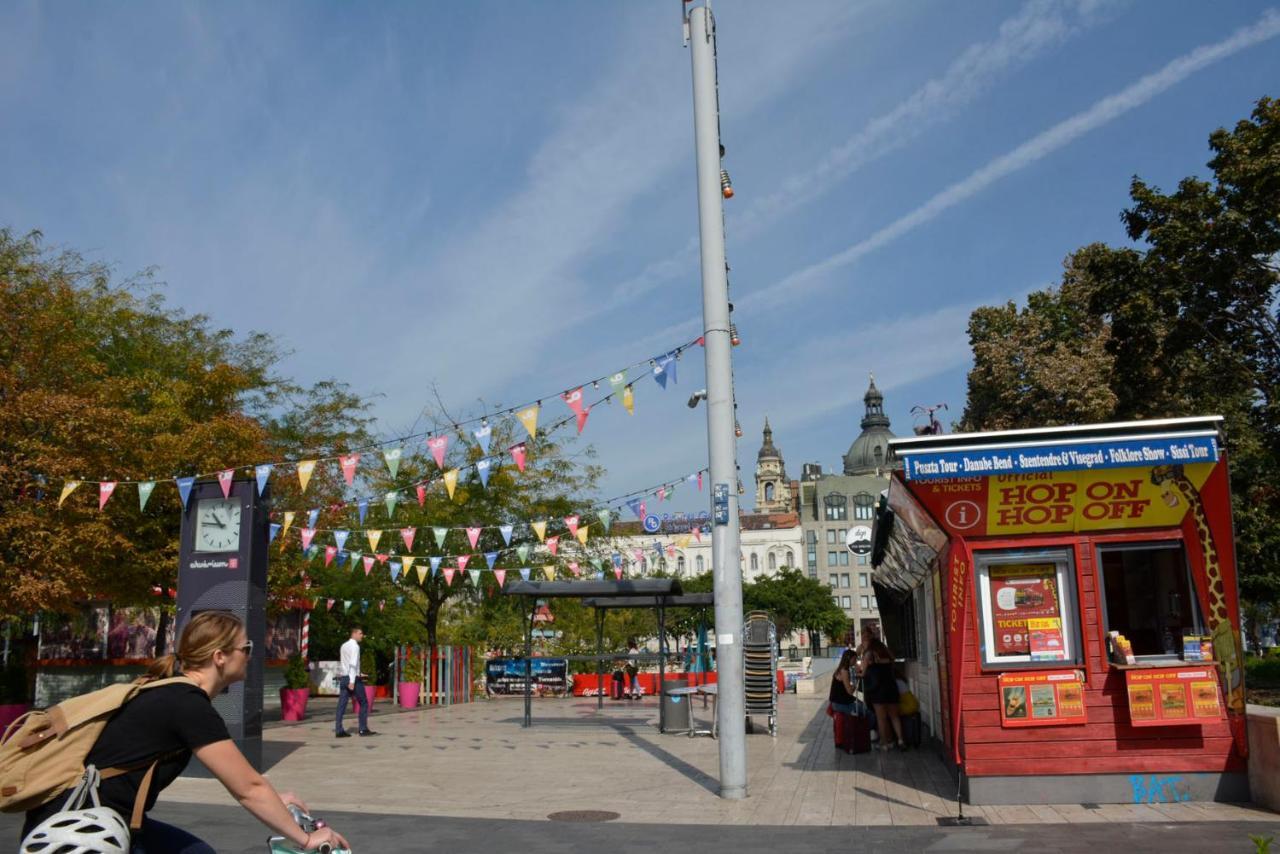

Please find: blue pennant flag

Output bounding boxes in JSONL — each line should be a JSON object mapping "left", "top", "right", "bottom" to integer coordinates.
{"left": 389, "top": 560, "right": 402, "bottom": 582}
{"left": 254, "top": 464, "right": 273, "bottom": 496}
{"left": 336, "top": 550, "right": 348, "bottom": 567}
{"left": 473, "top": 424, "right": 492, "bottom": 455}
{"left": 484, "top": 551, "right": 498, "bottom": 569}
{"left": 652, "top": 352, "right": 677, "bottom": 388}
{"left": 519, "top": 567, "right": 531, "bottom": 581}
{"left": 268, "top": 523, "right": 281, "bottom": 544}
{"left": 307, "top": 508, "right": 320, "bottom": 528}
{"left": 594, "top": 571, "right": 604, "bottom": 580}
{"left": 499, "top": 524, "right": 513, "bottom": 546}
{"left": 653, "top": 541, "right": 663, "bottom": 557}
{"left": 360, "top": 599, "right": 369, "bottom": 611}
{"left": 475, "top": 458, "right": 491, "bottom": 489}
{"left": 333, "top": 530, "right": 350, "bottom": 551}
{"left": 429, "top": 556, "right": 442, "bottom": 576}
{"left": 612, "top": 553, "right": 623, "bottom": 568}
{"left": 395, "top": 595, "right": 405, "bottom": 607}
{"left": 626, "top": 498, "right": 644, "bottom": 519}
{"left": 175, "top": 476, "right": 196, "bottom": 510}
{"left": 357, "top": 499, "right": 369, "bottom": 525}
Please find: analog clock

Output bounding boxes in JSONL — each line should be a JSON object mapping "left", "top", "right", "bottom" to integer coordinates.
{"left": 194, "top": 498, "right": 242, "bottom": 553}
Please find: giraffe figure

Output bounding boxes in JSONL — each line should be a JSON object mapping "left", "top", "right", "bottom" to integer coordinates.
{"left": 1150, "top": 464, "right": 1244, "bottom": 714}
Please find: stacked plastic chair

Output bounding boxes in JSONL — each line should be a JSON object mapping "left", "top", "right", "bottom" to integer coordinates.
{"left": 742, "top": 610, "right": 778, "bottom": 737}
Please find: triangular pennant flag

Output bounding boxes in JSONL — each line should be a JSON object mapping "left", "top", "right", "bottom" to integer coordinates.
{"left": 569, "top": 561, "right": 581, "bottom": 577}
{"left": 390, "top": 561, "right": 402, "bottom": 582}
{"left": 516, "top": 404, "right": 539, "bottom": 439}
{"left": 349, "top": 550, "right": 362, "bottom": 569}
{"left": 416, "top": 564, "right": 428, "bottom": 584}
{"left": 384, "top": 491, "right": 399, "bottom": 518}
{"left": 254, "top": 464, "right": 273, "bottom": 496}
{"left": 576, "top": 525, "right": 589, "bottom": 545}
{"left": 475, "top": 458, "right": 491, "bottom": 489}
{"left": 343, "top": 600, "right": 352, "bottom": 612}
{"left": 98, "top": 481, "right": 117, "bottom": 510}
{"left": 334, "top": 529, "right": 350, "bottom": 551}
{"left": 325, "top": 545, "right": 337, "bottom": 567}
{"left": 361, "top": 599, "right": 370, "bottom": 611}
{"left": 466, "top": 527, "right": 482, "bottom": 549}
{"left": 401, "top": 527, "right": 416, "bottom": 551}
{"left": 307, "top": 508, "right": 320, "bottom": 529}
{"left": 564, "top": 516, "right": 580, "bottom": 538}
{"left": 531, "top": 521, "right": 547, "bottom": 542}
{"left": 499, "top": 524, "right": 514, "bottom": 546}
{"left": 403, "top": 556, "right": 416, "bottom": 575}
{"left": 626, "top": 498, "right": 644, "bottom": 519}
{"left": 516, "top": 544, "right": 531, "bottom": 562}
{"left": 666, "top": 544, "right": 676, "bottom": 558}
{"left": 339, "top": 453, "right": 360, "bottom": 485}
{"left": 562, "top": 387, "right": 586, "bottom": 417}
{"left": 396, "top": 596, "right": 404, "bottom": 606}
{"left": 698, "top": 472, "right": 703, "bottom": 491}
{"left": 433, "top": 527, "right": 448, "bottom": 549}
{"left": 652, "top": 352, "right": 677, "bottom": 388}
{"left": 363, "top": 555, "right": 375, "bottom": 575}
{"left": 623, "top": 385, "right": 634, "bottom": 415}
{"left": 542, "top": 565, "right": 555, "bottom": 581}
{"left": 633, "top": 549, "right": 644, "bottom": 563}
{"left": 367, "top": 529, "right": 383, "bottom": 551}
{"left": 596, "top": 509, "right": 612, "bottom": 533}
{"left": 379, "top": 600, "right": 385, "bottom": 612}
{"left": 457, "top": 554, "right": 470, "bottom": 571}
{"left": 282, "top": 511, "right": 296, "bottom": 539}
{"left": 376, "top": 553, "right": 389, "bottom": 564}
{"left": 430, "top": 556, "right": 442, "bottom": 576}
{"left": 296, "top": 460, "right": 317, "bottom": 493}
{"left": 595, "top": 571, "right": 605, "bottom": 580}
{"left": 137, "top": 481, "right": 156, "bottom": 511}
{"left": 494, "top": 569, "right": 507, "bottom": 587}
{"left": 175, "top": 476, "right": 195, "bottom": 510}
{"left": 612, "top": 553, "right": 623, "bottom": 568}
{"left": 326, "top": 598, "right": 335, "bottom": 611}
{"left": 415, "top": 484, "right": 426, "bottom": 507}
{"left": 427, "top": 435, "right": 449, "bottom": 469}
{"left": 677, "top": 534, "right": 692, "bottom": 549}
{"left": 694, "top": 527, "right": 702, "bottom": 543}
{"left": 614, "top": 567, "right": 623, "bottom": 580}
{"left": 217, "top": 469, "right": 234, "bottom": 498}
{"left": 468, "top": 569, "right": 480, "bottom": 586}
{"left": 58, "top": 480, "right": 81, "bottom": 508}
{"left": 509, "top": 443, "right": 527, "bottom": 472}
{"left": 519, "top": 567, "right": 531, "bottom": 582}
{"left": 609, "top": 371, "right": 627, "bottom": 396}
{"left": 301, "top": 528, "right": 316, "bottom": 551}
{"left": 357, "top": 499, "right": 369, "bottom": 525}
{"left": 546, "top": 536, "right": 559, "bottom": 556}
{"left": 383, "top": 447, "right": 402, "bottom": 479}
{"left": 484, "top": 551, "right": 498, "bottom": 569}
{"left": 658, "top": 487, "right": 667, "bottom": 502}
{"left": 444, "top": 568, "right": 456, "bottom": 586}
{"left": 575, "top": 406, "right": 590, "bottom": 434}
{"left": 444, "top": 469, "right": 459, "bottom": 499}
{"left": 269, "top": 523, "right": 282, "bottom": 543}
{"left": 473, "top": 424, "right": 492, "bottom": 455}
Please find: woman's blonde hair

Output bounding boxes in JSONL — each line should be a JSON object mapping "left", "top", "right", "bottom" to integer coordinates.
{"left": 145, "top": 610, "right": 244, "bottom": 681}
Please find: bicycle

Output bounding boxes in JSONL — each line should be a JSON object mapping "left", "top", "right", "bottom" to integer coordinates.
{"left": 267, "top": 805, "right": 353, "bottom": 854}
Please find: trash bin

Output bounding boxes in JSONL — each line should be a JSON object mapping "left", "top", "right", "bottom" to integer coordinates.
{"left": 662, "top": 684, "right": 691, "bottom": 733}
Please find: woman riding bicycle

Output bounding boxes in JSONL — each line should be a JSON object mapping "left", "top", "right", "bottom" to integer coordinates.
{"left": 22, "top": 610, "right": 350, "bottom": 853}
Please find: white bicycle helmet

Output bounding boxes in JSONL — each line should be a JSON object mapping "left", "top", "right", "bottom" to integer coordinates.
{"left": 20, "top": 806, "right": 130, "bottom": 854}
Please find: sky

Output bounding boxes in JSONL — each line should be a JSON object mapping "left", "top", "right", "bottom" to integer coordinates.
{"left": 3, "top": 0, "right": 1277, "bottom": 515}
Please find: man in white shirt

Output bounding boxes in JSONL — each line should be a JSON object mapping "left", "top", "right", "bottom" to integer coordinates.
{"left": 335, "top": 626, "right": 376, "bottom": 737}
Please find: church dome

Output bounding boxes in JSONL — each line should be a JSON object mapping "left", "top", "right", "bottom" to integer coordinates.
{"left": 757, "top": 417, "right": 781, "bottom": 462}
{"left": 843, "top": 376, "right": 896, "bottom": 475}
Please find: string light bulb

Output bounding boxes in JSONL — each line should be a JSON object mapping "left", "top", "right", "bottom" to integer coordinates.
{"left": 730, "top": 323, "right": 741, "bottom": 346}
{"left": 720, "top": 169, "right": 734, "bottom": 199}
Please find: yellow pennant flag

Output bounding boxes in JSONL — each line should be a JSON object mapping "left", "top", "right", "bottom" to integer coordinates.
{"left": 443, "top": 469, "right": 459, "bottom": 499}
{"left": 622, "top": 385, "right": 634, "bottom": 415}
{"left": 576, "top": 525, "right": 589, "bottom": 545}
{"left": 516, "top": 404, "right": 539, "bottom": 439}
{"left": 676, "top": 534, "right": 691, "bottom": 549}
{"left": 542, "top": 565, "right": 556, "bottom": 581}
{"left": 280, "top": 511, "right": 296, "bottom": 551}
{"left": 402, "top": 556, "right": 416, "bottom": 574}
{"left": 58, "top": 480, "right": 81, "bottom": 508}
{"left": 367, "top": 529, "right": 382, "bottom": 552}
{"left": 416, "top": 565, "right": 428, "bottom": 584}
{"left": 296, "top": 460, "right": 317, "bottom": 493}
{"left": 531, "top": 520, "right": 547, "bottom": 542}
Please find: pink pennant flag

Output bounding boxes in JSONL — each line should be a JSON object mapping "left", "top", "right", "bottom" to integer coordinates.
{"left": 510, "top": 443, "right": 527, "bottom": 472}
{"left": 363, "top": 556, "right": 375, "bottom": 575}
{"left": 218, "top": 469, "right": 235, "bottom": 498}
{"left": 301, "top": 528, "right": 316, "bottom": 551}
{"left": 697, "top": 472, "right": 703, "bottom": 491}
{"left": 694, "top": 527, "right": 702, "bottom": 543}
{"left": 569, "top": 561, "right": 581, "bottom": 577}
{"left": 98, "top": 481, "right": 117, "bottom": 510}
{"left": 633, "top": 549, "right": 644, "bottom": 563}
{"left": 378, "top": 600, "right": 385, "bottom": 612}
{"left": 575, "top": 406, "right": 590, "bottom": 435}
{"left": 564, "top": 515, "right": 580, "bottom": 538}
{"left": 614, "top": 568, "right": 623, "bottom": 580}
{"left": 546, "top": 536, "right": 559, "bottom": 556}
{"left": 427, "top": 435, "right": 449, "bottom": 469}
{"left": 466, "top": 527, "right": 482, "bottom": 550}
{"left": 666, "top": 545, "right": 676, "bottom": 558}
{"left": 326, "top": 598, "right": 335, "bottom": 611}
{"left": 415, "top": 484, "right": 426, "bottom": 507}
{"left": 339, "top": 453, "right": 360, "bottom": 485}
{"left": 444, "top": 567, "right": 457, "bottom": 585}
{"left": 401, "top": 527, "right": 416, "bottom": 551}
{"left": 562, "top": 387, "right": 586, "bottom": 416}
{"left": 658, "top": 486, "right": 667, "bottom": 502}
{"left": 457, "top": 554, "right": 470, "bottom": 571}
{"left": 494, "top": 569, "right": 507, "bottom": 588}
{"left": 325, "top": 546, "right": 337, "bottom": 567}
{"left": 376, "top": 553, "right": 389, "bottom": 564}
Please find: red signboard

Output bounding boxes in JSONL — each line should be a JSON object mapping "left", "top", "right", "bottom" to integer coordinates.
{"left": 1124, "top": 667, "right": 1224, "bottom": 727}
{"left": 946, "top": 538, "right": 971, "bottom": 764}
{"left": 998, "top": 670, "right": 1088, "bottom": 728}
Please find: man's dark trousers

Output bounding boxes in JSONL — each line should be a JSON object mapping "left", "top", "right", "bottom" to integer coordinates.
{"left": 336, "top": 677, "right": 369, "bottom": 734}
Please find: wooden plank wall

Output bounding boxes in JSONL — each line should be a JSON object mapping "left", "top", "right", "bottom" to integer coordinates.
{"left": 959, "top": 536, "right": 1243, "bottom": 778}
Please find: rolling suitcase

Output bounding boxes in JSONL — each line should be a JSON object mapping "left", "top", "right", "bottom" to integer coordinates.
{"left": 833, "top": 710, "right": 870, "bottom": 754}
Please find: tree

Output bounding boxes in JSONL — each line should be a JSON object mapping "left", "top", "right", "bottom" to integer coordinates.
{"left": 961, "top": 96, "right": 1280, "bottom": 604}
{"left": 745, "top": 568, "right": 848, "bottom": 654}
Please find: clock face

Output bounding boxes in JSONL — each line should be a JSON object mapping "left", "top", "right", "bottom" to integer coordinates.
{"left": 195, "top": 498, "right": 242, "bottom": 553}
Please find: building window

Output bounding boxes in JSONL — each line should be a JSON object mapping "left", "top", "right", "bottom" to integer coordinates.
{"left": 839, "top": 552, "right": 850, "bottom": 566}
{"left": 860, "top": 595, "right": 870, "bottom": 610}
{"left": 768, "top": 552, "right": 777, "bottom": 571}
{"left": 827, "top": 551, "right": 838, "bottom": 567}
{"left": 832, "top": 595, "right": 840, "bottom": 607}
{"left": 764, "top": 482, "right": 775, "bottom": 503}
{"left": 841, "top": 596, "right": 852, "bottom": 609}
{"left": 677, "top": 555, "right": 686, "bottom": 574}
{"left": 859, "top": 573, "right": 869, "bottom": 588}
{"left": 806, "top": 530, "right": 817, "bottom": 544}
{"left": 750, "top": 553, "right": 759, "bottom": 572}
{"left": 824, "top": 493, "right": 848, "bottom": 521}
{"left": 856, "top": 553, "right": 868, "bottom": 566}
{"left": 696, "top": 555, "right": 705, "bottom": 572}
{"left": 829, "top": 574, "right": 839, "bottom": 588}
{"left": 838, "top": 529, "right": 847, "bottom": 542}
{"left": 841, "top": 573, "right": 850, "bottom": 588}
{"left": 660, "top": 558, "right": 668, "bottom": 572}
{"left": 640, "top": 557, "right": 648, "bottom": 573}
{"left": 974, "top": 547, "right": 1082, "bottom": 669}
{"left": 825, "top": 529, "right": 836, "bottom": 544}
{"left": 785, "top": 548, "right": 795, "bottom": 566}
{"left": 1097, "top": 542, "right": 1201, "bottom": 658}
{"left": 854, "top": 492, "right": 875, "bottom": 520}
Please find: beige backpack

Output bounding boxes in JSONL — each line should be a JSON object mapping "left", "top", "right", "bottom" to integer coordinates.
{"left": 0, "top": 676, "right": 194, "bottom": 829}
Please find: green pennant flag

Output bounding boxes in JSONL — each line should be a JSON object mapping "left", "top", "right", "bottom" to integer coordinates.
{"left": 349, "top": 551, "right": 362, "bottom": 570}
{"left": 609, "top": 371, "right": 627, "bottom": 397}
{"left": 433, "top": 527, "right": 448, "bottom": 549}
{"left": 138, "top": 481, "right": 156, "bottom": 511}
{"left": 516, "top": 544, "right": 530, "bottom": 562}
{"left": 596, "top": 509, "right": 612, "bottom": 534}
{"left": 383, "top": 447, "right": 402, "bottom": 479}
{"left": 343, "top": 600, "right": 353, "bottom": 612}
{"left": 385, "top": 491, "right": 399, "bottom": 518}
{"left": 468, "top": 569, "right": 480, "bottom": 586}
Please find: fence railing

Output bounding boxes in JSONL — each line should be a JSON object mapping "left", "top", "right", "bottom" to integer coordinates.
{"left": 396, "top": 645, "right": 473, "bottom": 706}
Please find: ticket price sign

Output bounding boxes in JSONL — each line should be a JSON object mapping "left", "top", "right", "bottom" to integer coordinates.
{"left": 998, "top": 670, "right": 1087, "bottom": 728}
{"left": 989, "top": 563, "right": 1061, "bottom": 657}
{"left": 1124, "top": 667, "right": 1223, "bottom": 727}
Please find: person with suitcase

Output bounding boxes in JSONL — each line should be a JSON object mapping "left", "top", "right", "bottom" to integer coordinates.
{"left": 857, "top": 626, "right": 906, "bottom": 751}
{"left": 828, "top": 649, "right": 869, "bottom": 753}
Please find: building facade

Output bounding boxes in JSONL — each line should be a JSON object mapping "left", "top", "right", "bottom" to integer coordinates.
{"left": 753, "top": 418, "right": 793, "bottom": 514}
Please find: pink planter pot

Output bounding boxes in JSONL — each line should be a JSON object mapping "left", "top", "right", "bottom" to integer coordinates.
{"left": 279, "top": 688, "right": 309, "bottom": 721}
{"left": 398, "top": 683, "right": 421, "bottom": 708}
{"left": 364, "top": 685, "right": 377, "bottom": 710}
{"left": 0, "top": 703, "right": 29, "bottom": 734}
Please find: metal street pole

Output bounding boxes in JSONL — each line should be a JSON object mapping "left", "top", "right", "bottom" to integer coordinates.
{"left": 687, "top": 2, "right": 746, "bottom": 800}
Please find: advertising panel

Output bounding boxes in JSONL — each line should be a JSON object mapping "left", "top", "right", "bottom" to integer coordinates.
{"left": 901, "top": 434, "right": 1217, "bottom": 481}
{"left": 485, "top": 657, "right": 569, "bottom": 696}
{"left": 986, "top": 564, "right": 1061, "bottom": 658}
{"left": 1124, "top": 667, "right": 1223, "bottom": 727}
{"left": 998, "top": 670, "right": 1087, "bottom": 728}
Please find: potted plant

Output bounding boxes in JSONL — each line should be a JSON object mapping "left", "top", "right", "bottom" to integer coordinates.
{"left": 0, "top": 661, "right": 30, "bottom": 733}
{"left": 279, "top": 655, "right": 310, "bottom": 722}
{"left": 361, "top": 648, "right": 378, "bottom": 708}
{"left": 398, "top": 653, "right": 423, "bottom": 708}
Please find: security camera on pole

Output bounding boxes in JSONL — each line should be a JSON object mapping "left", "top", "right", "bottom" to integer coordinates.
{"left": 686, "top": 1, "right": 747, "bottom": 801}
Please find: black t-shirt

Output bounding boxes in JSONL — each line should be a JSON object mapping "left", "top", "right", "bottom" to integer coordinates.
{"left": 24, "top": 682, "right": 231, "bottom": 832}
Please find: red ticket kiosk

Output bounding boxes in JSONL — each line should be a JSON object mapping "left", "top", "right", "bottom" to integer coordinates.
{"left": 873, "top": 417, "right": 1249, "bottom": 804}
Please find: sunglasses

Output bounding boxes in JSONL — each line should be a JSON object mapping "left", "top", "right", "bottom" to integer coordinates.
{"left": 230, "top": 640, "right": 254, "bottom": 656}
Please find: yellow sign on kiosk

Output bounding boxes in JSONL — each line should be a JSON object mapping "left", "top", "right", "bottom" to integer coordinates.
{"left": 1124, "top": 667, "right": 1223, "bottom": 727}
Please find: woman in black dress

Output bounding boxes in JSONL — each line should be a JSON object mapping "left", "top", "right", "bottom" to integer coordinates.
{"left": 857, "top": 626, "right": 905, "bottom": 750}
{"left": 828, "top": 648, "right": 858, "bottom": 714}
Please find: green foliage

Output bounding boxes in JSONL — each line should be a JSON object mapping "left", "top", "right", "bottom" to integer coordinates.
{"left": 961, "top": 97, "right": 1280, "bottom": 607}
{"left": 1250, "top": 834, "right": 1274, "bottom": 854}
{"left": 745, "top": 567, "right": 848, "bottom": 644}
{"left": 401, "top": 653, "right": 424, "bottom": 683}
{"left": 1246, "top": 655, "right": 1280, "bottom": 686}
{"left": 283, "top": 654, "right": 310, "bottom": 690}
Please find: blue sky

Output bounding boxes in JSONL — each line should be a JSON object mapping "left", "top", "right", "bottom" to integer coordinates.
{"left": 3, "top": 1, "right": 1277, "bottom": 514}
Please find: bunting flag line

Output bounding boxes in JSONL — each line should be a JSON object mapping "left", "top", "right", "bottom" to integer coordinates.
{"left": 383, "top": 447, "right": 402, "bottom": 479}
{"left": 520, "top": 567, "right": 531, "bottom": 581}
{"left": 176, "top": 476, "right": 195, "bottom": 510}
{"left": 301, "top": 528, "right": 316, "bottom": 551}
{"left": 430, "top": 556, "right": 442, "bottom": 576}
{"left": 622, "top": 385, "right": 635, "bottom": 415}
{"left": 575, "top": 525, "right": 589, "bottom": 546}
{"left": 569, "top": 561, "right": 580, "bottom": 576}
{"left": 509, "top": 443, "right": 527, "bottom": 472}
{"left": 484, "top": 552, "right": 498, "bottom": 569}
{"left": 516, "top": 404, "right": 539, "bottom": 439}
{"left": 468, "top": 569, "right": 480, "bottom": 586}
{"left": 366, "top": 529, "right": 382, "bottom": 552}
{"left": 457, "top": 555, "right": 470, "bottom": 571}
{"left": 217, "top": 469, "right": 234, "bottom": 498}
{"left": 416, "top": 484, "right": 427, "bottom": 507}
{"left": 433, "top": 527, "right": 448, "bottom": 548}
{"left": 444, "top": 568, "right": 456, "bottom": 585}
{"left": 416, "top": 564, "right": 428, "bottom": 584}
{"left": 137, "top": 481, "right": 155, "bottom": 511}
{"left": 307, "top": 508, "right": 320, "bottom": 528}
{"left": 473, "top": 424, "right": 492, "bottom": 455}
{"left": 475, "top": 458, "right": 491, "bottom": 488}
{"left": 363, "top": 555, "right": 375, "bottom": 575}
{"left": 296, "top": 460, "right": 317, "bottom": 493}
{"left": 98, "top": 481, "right": 116, "bottom": 511}
{"left": 597, "top": 509, "right": 612, "bottom": 534}
{"left": 340, "top": 453, "right": 360, "bottom": 486}
{"left": 357, "top": 499, "right": 369, "bottom": 525}
{"left": 384, "top": 491, "right": 398, "bottom": 518}
{"left": 427, "top": 435, "right": 449, "bottom": 469}
{"left": 499, "top": 524, "right": 513, "bottom": 546}
{"left": 401, "top": 527, "right": 416, "bottom": 551}
{"left": 609, "top": 372, "right": 626, "bottom": 397}
{"left": 325, "top": 545, "right": 337, "bottom": 567}
{"left": 516, "top": 544, "right": 531, "bottom": 562}
{"left": 542, "top": 565, "right": 555, "bottom": 581}
{"left": 565, "top": 515, "right": 579, "bottom": 538}
{"left": 269, "top": 523, "right": 281, "bottom": 543}
{"left": 575, "top": 406, "right": 590, "bottom": 435}
{"left": 333, "top": 529, "right": 350, "bottom": 551}
{"left": 546, "top": 536, "right": 559, "bottom": 556}
{"left": 254, "top": 465, "right": 273, "bottom": 497}
{"left": 562, "top": 387, "right": 585, "bottom": 417}
{"left": 494, "top": 569, "right": 506, "bottom": 587}
{"left": 531, "top": 521, "right": 547, "bottom": 542}
{"left": 443, "top": 469, "right": 458, "bottom": 499}
{"left": 466, "top": 527, "right": 482, "bottom": 550}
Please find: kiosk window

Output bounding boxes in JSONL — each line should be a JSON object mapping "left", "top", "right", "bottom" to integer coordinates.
{"left": 974, "top": 548, "right": 1081, "bottom": 669}
{"left": 1098, "top": 542, "right": 1202, "bottom": 658}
